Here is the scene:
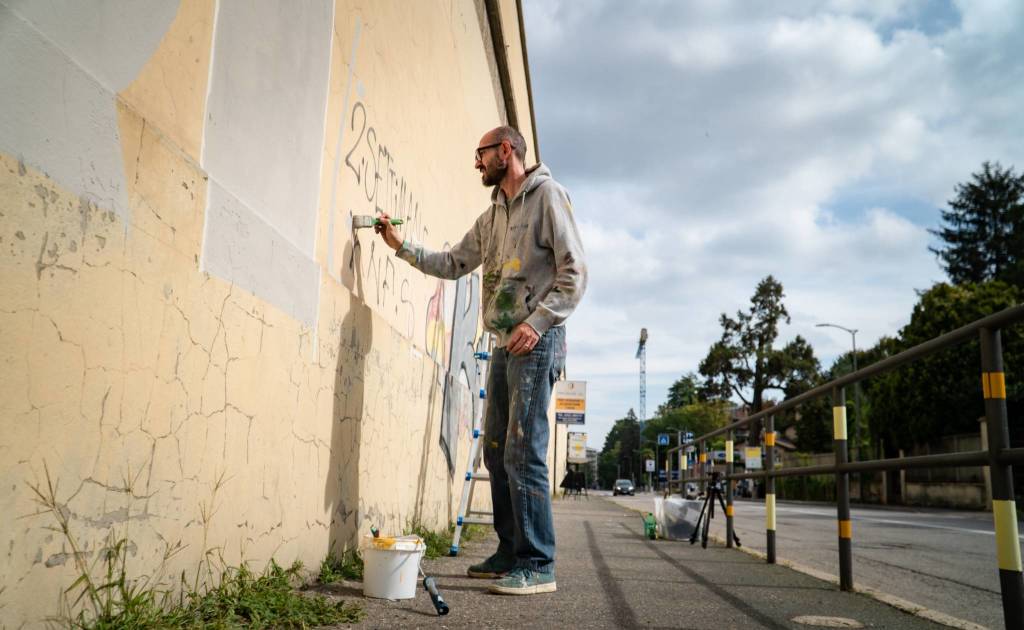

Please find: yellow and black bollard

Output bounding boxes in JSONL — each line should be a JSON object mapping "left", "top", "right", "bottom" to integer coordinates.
{"left": 766, "top": 416, "right": 776, "bottom": 564}
{"left": 833, "top": 387, "right": 853, "bottom": 591}
{"left": 980, "top": 327, "right": 1024, "bottom": 627}
{"left": 726, "top": 431, "right": 735, "bottom": 548}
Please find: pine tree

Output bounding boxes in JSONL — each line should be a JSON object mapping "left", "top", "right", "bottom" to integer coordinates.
{"left": 698, "top": 275, "right": 822, "bottom": 444}
{"left": 930, "top": 162, "right": 1024, "bottom": 287}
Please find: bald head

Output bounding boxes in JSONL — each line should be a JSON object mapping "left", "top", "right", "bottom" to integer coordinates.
{"left": 487, "top": 125, "right": 527, "bottom": 163}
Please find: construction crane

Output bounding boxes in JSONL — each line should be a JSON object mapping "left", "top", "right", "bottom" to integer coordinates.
{"left": 636, "top": 328, "right": 647, "bottom": 428}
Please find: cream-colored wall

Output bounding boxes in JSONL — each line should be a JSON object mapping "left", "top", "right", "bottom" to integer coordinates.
{"left": 0, "top": 0, "right": 536, "bottom": 625}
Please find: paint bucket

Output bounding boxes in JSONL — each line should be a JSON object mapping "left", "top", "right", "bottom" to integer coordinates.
{"left": 360, "top": 534, "right": 426, "bottom": 600}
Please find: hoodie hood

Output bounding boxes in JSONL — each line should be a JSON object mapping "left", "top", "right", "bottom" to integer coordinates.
{"left": 491, "top": 163, "right": 551, "bottom": 207}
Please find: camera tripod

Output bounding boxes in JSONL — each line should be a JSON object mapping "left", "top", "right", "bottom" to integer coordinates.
{"left": 689, "top": 472, "right": 741, "bottom": 548}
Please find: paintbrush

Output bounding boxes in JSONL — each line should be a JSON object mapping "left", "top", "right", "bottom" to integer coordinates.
{"left": 352, "top": 215, "right": 404, "bottom": 229}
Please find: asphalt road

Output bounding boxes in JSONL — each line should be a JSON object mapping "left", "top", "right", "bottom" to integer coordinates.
{"left": 607, "top": 490, "right": 1014, "bottom": 629}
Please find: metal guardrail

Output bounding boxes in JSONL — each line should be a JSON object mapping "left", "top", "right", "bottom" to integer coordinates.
{"left": 665, "top": 303, "right": 1024, "bottom": 628}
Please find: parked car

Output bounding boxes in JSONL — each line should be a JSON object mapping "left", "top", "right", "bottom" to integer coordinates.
{"left": 612, "top": 479, "right": 635, "bottom": 496}
{"left": 684, "top": 482, "right": 699, "bottom": 500}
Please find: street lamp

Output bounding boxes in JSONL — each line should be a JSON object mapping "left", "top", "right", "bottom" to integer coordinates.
{"left": 816, "top": 323, "right": 861, "bottom": 461}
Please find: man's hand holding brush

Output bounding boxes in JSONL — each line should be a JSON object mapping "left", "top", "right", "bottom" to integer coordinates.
{"left": 373, "top": 213, "right": 404, "bottom": 250}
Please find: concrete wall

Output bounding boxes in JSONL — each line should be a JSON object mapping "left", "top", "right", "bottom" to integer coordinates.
{"left": 0, "top": 0, "right": 552, "bottom": 625}
{"left": 905, "top": 483, "right": 987, "bottom": 510}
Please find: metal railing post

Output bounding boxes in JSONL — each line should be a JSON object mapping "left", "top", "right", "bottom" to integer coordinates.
{"left": 700, "top": 441, "right": 708, "bottom": 495}
{"left": 726, "top": 430, "right": 734, "bottom": 548}
{"left": 833, "top": 386, "right": 853, "bottom": 591}
{"left": 680, "top": 448, "right": 687, "bottom": 494}
{"left": 980, "top": 327, "right": 1024, "bottom": 628}
{"left": 766, "top": 415, "right": 776, "bottom": 564}
{"left": 664, "top": 450, "right": 670, "bottom": 497}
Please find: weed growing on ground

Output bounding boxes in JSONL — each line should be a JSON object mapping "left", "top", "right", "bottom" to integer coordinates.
{"left": 28, "top": 462, "right": 363, "bottom": 628}
{"left": 409, "top": 522, "right": 488, "bottom": 559}
{"left": 318, "top": 549, "right": 364, "bottom": 583}
{"left": 176, "top": 560, "right": 364, "bottom": 628}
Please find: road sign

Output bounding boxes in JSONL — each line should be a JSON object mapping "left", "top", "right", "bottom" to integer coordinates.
{"left": 554, "top": 381, "right": 586, "bottom": 424}
{"left": 682, "top": 431, "right": 694, "bottom": 443}
{"left": 645, "top": 459, "right": 655, "bottom": 472}
{"left": 658, "top": 433, "right": 670, "bottom": 446}
{"left": 567, "top": 432, "right": 588, "bottom": 463}
{"left": 745, "top": 447, "right": 763, "bottom": 469}
{"left": 658, "top": 470, "right": 667, "bottom": 481}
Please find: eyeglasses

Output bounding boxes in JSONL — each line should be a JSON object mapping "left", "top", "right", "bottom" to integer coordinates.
{"left": 474, "top": 142, "right": 503, "bottom": 161}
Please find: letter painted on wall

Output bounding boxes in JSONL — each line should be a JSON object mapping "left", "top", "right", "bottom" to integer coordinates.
{"left": 441, "top": 272, "right": 482, "bottom": 473}
{"left": 324, "top": 17, "right": 489, "bottom": 474}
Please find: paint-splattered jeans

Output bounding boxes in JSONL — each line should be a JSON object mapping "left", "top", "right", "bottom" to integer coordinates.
{"left": 483, "top": 325, "right": 566, "bottom": 574}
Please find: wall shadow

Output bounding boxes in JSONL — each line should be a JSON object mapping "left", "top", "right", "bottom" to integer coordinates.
{"left": 325, "top": 238, "right": 373, "bottom": 556}
{"left": 413, "top": 358, "right": 445, "bottom": 525}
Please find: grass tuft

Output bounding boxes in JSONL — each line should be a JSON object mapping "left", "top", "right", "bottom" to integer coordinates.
{"left": 318, "top": 549, "right": 364, "bottom": 583}
{"left": 408, "top": 522, "right": 488, "bottom": 559}
{"left": 177, "top": 560, "right": 364, "bottom": 628}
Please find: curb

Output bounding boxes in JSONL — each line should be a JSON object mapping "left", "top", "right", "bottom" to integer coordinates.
{"left": 709, "top": 533, "right": 989, "bottom": 630}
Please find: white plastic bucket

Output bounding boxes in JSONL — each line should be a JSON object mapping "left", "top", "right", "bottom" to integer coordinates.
{"left": 360, "top": 534, "right": 426, "bottom": 600}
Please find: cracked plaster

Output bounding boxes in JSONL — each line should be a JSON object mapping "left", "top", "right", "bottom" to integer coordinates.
{"left": 0, "top": 1, "right": 545, "bottom": 626}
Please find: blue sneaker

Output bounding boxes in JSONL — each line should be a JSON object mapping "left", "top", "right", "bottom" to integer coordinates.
{"left": 487, "top": 567, "right": 557, "bottom": 595}
{"left": 467, "top": 553, "right": 515, "bottom": 578}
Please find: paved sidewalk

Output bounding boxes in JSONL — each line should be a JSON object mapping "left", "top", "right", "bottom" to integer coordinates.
{"left": 321, "top": 496, "right": 943, "bottom": 628}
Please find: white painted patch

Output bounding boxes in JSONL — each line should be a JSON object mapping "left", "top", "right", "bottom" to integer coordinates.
{"left": 199, "top": 0, "right": 333, "bottom": 327}
{"left": 203, "top": 181, "right": 320, "bottom": 327}
{"left": 3, "top": 0, "right": 178, "bottom": 92}
{"left": 201, "top": 0, "right": 333, "bottom": 257}
{"left": 0, "top": 1, "right": 178, "bottom": 223}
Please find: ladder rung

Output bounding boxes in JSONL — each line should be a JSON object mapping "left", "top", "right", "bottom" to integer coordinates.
{"left": 470, "top": 472, "right": 489, "bottom": 481}
{"left": 461, "top": 516, "right": 493, "bottom": 526}
{"left": 467, "top": 509, "right": 491, "bottom": 516}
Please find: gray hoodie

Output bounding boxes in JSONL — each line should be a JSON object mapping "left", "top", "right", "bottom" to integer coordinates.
{"left": 396, "top": 163, "right": 587, "bottom": 346}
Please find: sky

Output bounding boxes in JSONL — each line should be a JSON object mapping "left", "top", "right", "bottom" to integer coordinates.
{"left": 521, "top": 0, "right": 1024, "bottom": 450}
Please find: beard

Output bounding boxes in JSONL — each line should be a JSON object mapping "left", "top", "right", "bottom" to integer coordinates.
{"left": 481, "top": 160, "right": 507, "bottom": 187}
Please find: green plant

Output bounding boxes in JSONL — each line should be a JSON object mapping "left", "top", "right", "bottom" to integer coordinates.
{"left": 180, "top": 560, "right": 363, "bottom": 628}
{"left": 407, "top": 522, "right": 488, "bottom": 559}
{"left": 318, "top": 549, "right": 364, "bottom": 583}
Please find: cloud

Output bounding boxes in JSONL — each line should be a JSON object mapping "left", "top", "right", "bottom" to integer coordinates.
{"left": 523, "top": 0, "right": 1024, "bottom": 448}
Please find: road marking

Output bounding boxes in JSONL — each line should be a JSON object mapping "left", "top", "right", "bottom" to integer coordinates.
{"left": 736, "top": 504, "right": 1024, "bottom": 540}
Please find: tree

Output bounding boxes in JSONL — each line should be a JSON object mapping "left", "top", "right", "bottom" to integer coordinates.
{"left": 930, "top": 162, "right": 1024, "bottom": 287}
{"left": 650, "top": 401, "right": 731, "bottom": 443}
{"left": 867, "top": 281, "right": 1023, "bottom": 451}
{"left": 598, "top": 409, "right": 642, "bottom": 487}
{"left": 657, "top": 373, "right": 700, "bottom": 416}
{"left": 699, "top": 275, "right": 823, "bottom": 444}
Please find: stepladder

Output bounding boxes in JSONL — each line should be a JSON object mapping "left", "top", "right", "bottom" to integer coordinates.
{"left": 450, "top": 343, "right": 493, "bottom": 556}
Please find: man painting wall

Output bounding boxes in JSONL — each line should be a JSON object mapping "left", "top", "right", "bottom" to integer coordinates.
{"left": 374, "top": 125, "right": 587, "bottom": 595}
